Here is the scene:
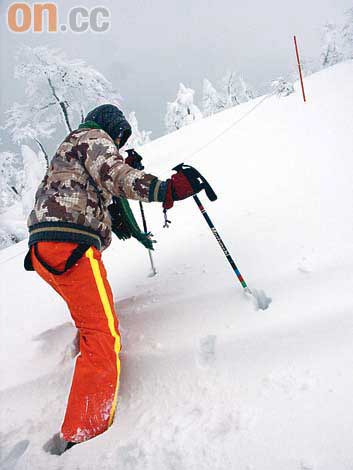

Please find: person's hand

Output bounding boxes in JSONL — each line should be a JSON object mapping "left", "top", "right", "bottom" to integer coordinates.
{"left": 163, "top": 169, "right": 203, "bottom": 210}
{"left": 125, "top": 149, "right": 144, "bottom": 170}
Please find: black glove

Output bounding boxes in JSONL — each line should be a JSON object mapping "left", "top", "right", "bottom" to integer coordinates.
{"left": 125, "top": 149, "right": 144, "bottom": 170}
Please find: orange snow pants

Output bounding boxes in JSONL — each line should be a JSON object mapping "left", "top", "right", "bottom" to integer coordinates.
{"left": 32, "top": 241, "right": 121, "bottom": 443}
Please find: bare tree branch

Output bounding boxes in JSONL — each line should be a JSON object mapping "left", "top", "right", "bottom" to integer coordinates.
{"left": 34, "top": 138, "right": 49, "bottom": 168}
{"left": 11, "top": 186, "right": 20, "bottom": 197}
{"left": 36, "top": 102, "right": 57, "bottom": 112}
{"left": 47, "top": 77, "right": 72, "bottom": 133}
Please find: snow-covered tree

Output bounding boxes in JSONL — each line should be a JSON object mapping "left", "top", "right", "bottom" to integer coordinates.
{"left": 239, "top": 75, "right": 255, "bottom": 101}
{"left": 0, "top": 150, "right": 24, "bottom": 210}
{"left": 21, "top": 145, "right": 47, "bottom": 218}
{"left": 321, "top": 22, "right": 343, "bottom": 67}
{"left": 0, "top": 227, "right": 19, "bottom": 250}
{"left": 320, "top": 9, "right": 353, "bottom": 69}
{"left": 5, "top": 46, "right": 120, "bottom": 165}
{"left": 341, "top": 7, "right": 353, "bottom": 60}
{"left": 220, "top": 72, "right": 255, "bottom": 109}
{"left": 165, "top": 83, "right": 202, "bottom": 133}
{"left": 126, "top": 112, "right": 152, "bottom": 148}
{"left": 5, "top": 102, "right": 55, "bottom": 167}
{"left": 0, "top": 144, "right": 28, "bottom": 250}
{"left": 221, "top": 72, "right": 240, "bottom": 107}
{"left": 271, "top": 78, "right": 295, "bottom": 97}
{"left": 202, "top": 79, "right": 225, "bottom": 117}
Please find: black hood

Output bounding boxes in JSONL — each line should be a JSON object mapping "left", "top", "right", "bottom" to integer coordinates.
{"left": 84, "top": 104, "right": 132, "bottom": 148}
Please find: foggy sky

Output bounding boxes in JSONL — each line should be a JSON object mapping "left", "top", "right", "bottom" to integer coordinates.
{"left": 0, "top": 0, "right": 351, "bottom": 147}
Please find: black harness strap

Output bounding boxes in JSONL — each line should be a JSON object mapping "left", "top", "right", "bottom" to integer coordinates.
{"left": 34, "top": 244, "right": 90, "bottom": 275}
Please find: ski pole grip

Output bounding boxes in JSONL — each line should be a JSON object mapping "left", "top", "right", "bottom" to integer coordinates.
{"left": 172, "top": 163, "right": 218, "bottom": 202}
{"left": 204, "top": 181, "right": 217, "bottom": 202}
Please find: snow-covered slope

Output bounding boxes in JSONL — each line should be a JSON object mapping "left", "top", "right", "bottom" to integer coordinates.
{"left": 1, "top": 61, "right": 353, "bottom": 470}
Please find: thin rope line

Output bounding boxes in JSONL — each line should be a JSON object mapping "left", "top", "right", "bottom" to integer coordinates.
{"left": 0, "top": 93, "right": 273, "bottom": 266}
{"left": 187, "top": 92, "right": 273, "bottom": 160}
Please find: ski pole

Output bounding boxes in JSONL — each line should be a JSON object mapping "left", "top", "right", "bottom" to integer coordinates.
{"left": 168, "top": 163, "right": 270, "bottom": 309}
{"left": 139, "top": 201, "right": 157, "bottom": 276}
{"left": 125, "top": 149, "right": 157, "bottom": 277}
{"left": 193, "top": 194, "right": 251, "bottom": 293}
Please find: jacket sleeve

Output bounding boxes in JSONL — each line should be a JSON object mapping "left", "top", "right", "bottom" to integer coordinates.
{"left": 79, "top": 128, "right": 163, "bottom": 203}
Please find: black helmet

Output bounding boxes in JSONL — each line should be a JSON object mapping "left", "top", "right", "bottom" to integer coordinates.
{"left": 84, "top": 104, "right": 132, "bottom": 147}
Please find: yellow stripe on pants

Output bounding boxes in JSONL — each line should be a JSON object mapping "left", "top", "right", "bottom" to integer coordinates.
{"left": 86, "top": 247, "right": 121, "bottom": 426}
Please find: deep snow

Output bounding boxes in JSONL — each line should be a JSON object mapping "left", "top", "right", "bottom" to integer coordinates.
{"left": 1, "top": 61, "right": 353, "bottom": 470}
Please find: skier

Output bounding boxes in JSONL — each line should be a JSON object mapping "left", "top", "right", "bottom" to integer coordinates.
{"left": 24, "top": 104, "right": 201, "bottom": 454}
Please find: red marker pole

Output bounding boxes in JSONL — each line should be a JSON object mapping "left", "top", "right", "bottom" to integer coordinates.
{"left": 294, "top": 35, "right": 307, "bottom": 102}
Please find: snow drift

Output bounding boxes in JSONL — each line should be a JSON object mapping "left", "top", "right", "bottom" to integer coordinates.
{"left": 1, "top": 61, "right": 353, "bottom": 470}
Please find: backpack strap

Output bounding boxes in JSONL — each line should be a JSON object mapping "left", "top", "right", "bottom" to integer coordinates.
{"left": 33, "top": 244, "right": 90, "bottom": 275}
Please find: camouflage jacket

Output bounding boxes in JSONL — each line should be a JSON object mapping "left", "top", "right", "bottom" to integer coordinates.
{"left": 27, "top": 128, "right": 163, "bottom": 250}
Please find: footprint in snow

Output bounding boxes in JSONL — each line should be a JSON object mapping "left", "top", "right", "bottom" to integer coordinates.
{"left": 298, "top": 257, "right": 312, "bottom": 274}
{"left": 197, "top": 335, "right": 217, "bottom": 368}
{"left": 300, "top": 460, "right": 315, "bottom": 470}
{"left": 245, "top": 288, "right": 272, "bottom": 311}
{"left": 33, "top": 322, "right": 79, "bottom": 363}
{"left": 0, "top": 440, "right": 29, "bottom": 470}
{"left": 116, "top": 442, "right": 146, "bottom": 470}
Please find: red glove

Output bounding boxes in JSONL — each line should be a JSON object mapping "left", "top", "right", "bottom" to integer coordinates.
{"left": 163, "top": 172, "right": 196, "bottom": 210}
